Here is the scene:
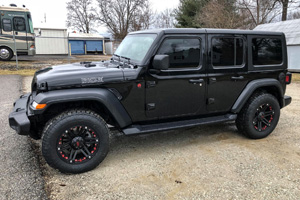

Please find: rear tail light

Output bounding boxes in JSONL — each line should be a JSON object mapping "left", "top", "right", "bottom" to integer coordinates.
{"left": 285, "top": 72, "right": 292, "bottom": 84}
{"left": 30, "top": 45, "right": 35, "bottom": 49}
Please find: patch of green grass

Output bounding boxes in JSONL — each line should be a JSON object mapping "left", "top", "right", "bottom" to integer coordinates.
{"left": 0, "top": 69, "right": 36, "bottom": 76}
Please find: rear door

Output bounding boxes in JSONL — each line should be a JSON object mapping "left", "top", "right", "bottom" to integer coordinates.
{"left": 145, "top": 35, "right": 207, "bottom": 120}
{"left": 206, "top": 34, "right": 248, "bottom": 113}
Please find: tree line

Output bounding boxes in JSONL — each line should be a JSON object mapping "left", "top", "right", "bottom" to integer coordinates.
{"left": 66, "top": 0, "right": 300, "bottom": 40}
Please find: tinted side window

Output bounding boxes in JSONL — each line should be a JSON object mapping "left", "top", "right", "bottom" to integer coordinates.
{"left": 212, "top": 37, "right": 244, "bottom": 67}
{"left": 252, "top": 38, "right": 282, "bottom": 65}
{"left": 13, "top": 17, "right": 26, "bottom": 31}
{"left": 157, "top": 38, "right": 201, "bottom": 69}
{"left": 2, "top": 19, "right": 12, "bottom": 32}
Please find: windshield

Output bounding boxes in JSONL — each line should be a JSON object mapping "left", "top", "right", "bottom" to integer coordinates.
{"left": 28, "top": 15, "right": 34, "bottom": 34}
{"left": 114, "top": 34, "right": 157, "bottom": 63}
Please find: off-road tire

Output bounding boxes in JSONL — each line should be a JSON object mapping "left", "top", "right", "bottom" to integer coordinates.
{"left": 236, "top": 93, "right": 280, "bottom": 139}
{"left": 42, "top": 109, "right": 109, "bottom": 174}
{"left": 0, "top": 47, "right": 13, "bottom": 61}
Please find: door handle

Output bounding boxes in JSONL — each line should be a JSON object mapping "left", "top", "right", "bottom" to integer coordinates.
{"left": 231, "top": 76, "right": 244, "bottom": 80}
{"left": 189, "top": 79, "right": 204, "bottom": 84}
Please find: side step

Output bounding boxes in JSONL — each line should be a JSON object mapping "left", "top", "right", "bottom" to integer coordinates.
{"left": 122, "top": 114, "right": 237, "bottom": 135}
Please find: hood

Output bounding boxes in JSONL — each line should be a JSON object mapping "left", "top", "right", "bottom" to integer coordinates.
{"left": 32, "top": 61, "right": 127, "bottom": 92}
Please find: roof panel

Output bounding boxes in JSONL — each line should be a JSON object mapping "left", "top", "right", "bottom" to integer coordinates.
{"left": 254, "top": 19, "right": 300, "bottom": 45}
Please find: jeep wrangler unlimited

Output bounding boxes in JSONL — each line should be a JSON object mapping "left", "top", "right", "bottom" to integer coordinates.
{"left": 9, "top": 29, "right": 292, "bottom": 173}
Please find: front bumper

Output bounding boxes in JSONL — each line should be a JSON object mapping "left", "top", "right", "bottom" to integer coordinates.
{"left": 283, "top": 95, "right": 292, "bottom": 108}
{"left": 9, "top": 93, "right": 31, "bottom": 135}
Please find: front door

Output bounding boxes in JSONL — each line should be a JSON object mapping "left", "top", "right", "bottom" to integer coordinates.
{"left": 146, "top": 35, "right": 207, "bottom": 120}
{"left": 13, "top": 16, "right": 28, "bottom": 50}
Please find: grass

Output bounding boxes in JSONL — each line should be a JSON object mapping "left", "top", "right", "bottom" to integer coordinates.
{"left": 0, "top": 69, "right": 36, "bottom": 76}
{"left": 292, "top": 73, "right": 300, "bottom": 82}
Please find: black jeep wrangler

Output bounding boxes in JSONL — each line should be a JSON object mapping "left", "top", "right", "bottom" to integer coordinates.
{"left": 9, "top": 29, "right": 292, "bottom": 173}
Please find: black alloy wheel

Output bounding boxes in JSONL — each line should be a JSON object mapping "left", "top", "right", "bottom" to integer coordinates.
{"left": 57, "top": 126, "right": 100, "bottom": 164}
{"left": 42, "top": 110, "right": 109, "bottom": 174}
{"left": 252, "top": 103, "right": 275, "bottom": 132}
{"left": 236, "top": 92, "right": 280, "bottom": 139}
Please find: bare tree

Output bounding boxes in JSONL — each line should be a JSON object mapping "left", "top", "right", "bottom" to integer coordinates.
{"left": 66, "top": 0, "right": 96, "bottom": 33}
{"left": 277, "top": 0, "right": 300, "bottom": 21}
{"left": 153, "top": 9, "right": 176, "bottom": 28}
{"left": 238, "top": 0, "right": 281, "bottom": 29}
{"left": 195, "top": 0, "right": 243, "bottom": 29}
{"left": 95, "top": 0, "right": 152, "bottom": 40}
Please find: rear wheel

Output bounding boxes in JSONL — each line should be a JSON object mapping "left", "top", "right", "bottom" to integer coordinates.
{"left": 0, "top": 47, "right": 13, "bottom": 61}
{"left": 42, "top": 109, "right": 109, "bottom": 173}
{"left": 236, "top": 93, "right": 280, "bottom": 139}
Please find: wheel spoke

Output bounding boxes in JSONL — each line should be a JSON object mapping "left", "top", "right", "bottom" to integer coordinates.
{"left": 78, "top": 128, "right": 87, "bottom": 137}
{"left": 258, "top": 121, "right": 262, "bottom": 131}
{"left": 61, "top": 143, "right": 71, "bottom": 150}
{"left": 264, "top": 111, "right": 274, "bottom": 117}
{"left": 82, "top": 145, "right": 92, "bottom": 156}
{"left": 85, "top": 137, "right": 98, "bottom": 145}
{"left": 262, "top": 118, "right": 270, "bottom": 126}
{"left": 69, "top": 149, "right": 78, "bottom": 162}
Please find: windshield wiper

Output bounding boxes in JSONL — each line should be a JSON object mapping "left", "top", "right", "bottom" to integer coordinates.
{"left": 113, "top": 54, "right": 121, "bottom": 62}
{"left": 120, "top": 56, "right": 131, "bottom": 65}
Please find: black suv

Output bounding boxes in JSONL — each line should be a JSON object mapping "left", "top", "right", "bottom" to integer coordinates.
{"left": 9, "top": 29, "right": 292, "bottom": 173}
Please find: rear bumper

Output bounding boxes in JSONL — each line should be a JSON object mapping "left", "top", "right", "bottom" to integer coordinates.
{"left": 9, "top": 93, "right": 31, "bottom": 135}
{"left": 283, "top": 95, "right": 292, "bottom": 108}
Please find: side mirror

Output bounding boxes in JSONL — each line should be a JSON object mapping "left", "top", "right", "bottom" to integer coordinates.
{"left": 153, "top": 55, "right": 169, "bottom": 70}
{"left": 38, "top": 28, "right": 42, "bottom": 36}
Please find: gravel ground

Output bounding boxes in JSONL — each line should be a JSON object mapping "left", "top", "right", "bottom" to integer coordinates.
{"left": 0, "top": 75, "right": 47, "bottom": 200}
{"left": 22, "top": 76, "right": 300, "bottom": 200}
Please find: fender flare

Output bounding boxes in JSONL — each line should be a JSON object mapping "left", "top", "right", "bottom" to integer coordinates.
{"left": 231, "top": 79, "right": 284, "bottom": 113}
{"left": 32, "top": 88, "right": 132, "bottom": 128}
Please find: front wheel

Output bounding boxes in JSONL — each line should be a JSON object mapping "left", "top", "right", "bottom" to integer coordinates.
{"left": 42, "top": 109, "right": 109, "bottom": 173}
{"left": 0, "top": 47, "right": 13, "bottom": 61}
{"left": 236, "top": 93, "right": 280, "bottom": 139}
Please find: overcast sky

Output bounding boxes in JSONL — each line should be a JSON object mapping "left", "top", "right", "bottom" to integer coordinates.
{"left": 3, "top": 0, "right": 179, "bottom": 32}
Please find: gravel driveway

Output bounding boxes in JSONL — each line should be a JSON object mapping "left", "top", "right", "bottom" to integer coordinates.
{"left": 0, "top": 75, "right": 47, "bottom": 200}
{"left": 21, "top": 76, "right": 300, "bottom": 200}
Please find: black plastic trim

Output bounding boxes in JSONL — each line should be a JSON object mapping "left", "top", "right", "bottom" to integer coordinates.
{"left": 32, "top": 88, "right": 132, "bottom": 128}
{"left": 8, "top": 93, "right": 31, "bottom": 135}
{"left": 231, "top": 79, "right": 284, "bottom": 113}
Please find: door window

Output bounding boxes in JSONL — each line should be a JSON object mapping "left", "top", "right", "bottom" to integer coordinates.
{"left": 2, "top": 19, "right": 12, "bottom": 32}
{"left": 212, "top": 37, "right": 244, "bottom": 67}
{"left": 157, "top": 38, "right": 201, "bottom": 69}
{"left": 13, "top": 17, "right": 26, "bottom": 31}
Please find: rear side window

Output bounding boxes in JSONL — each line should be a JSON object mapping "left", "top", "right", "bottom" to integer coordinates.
{"left": 252, "top": 38, "right": 282, "bottom": 65}
{"left": 2, "top": 19, "right": 12, "bottom": 32}
{"left": 212, "top": 37, "right": 244, "bottom": 67}
{"left": 157, "top": 38, "right": 201, "bottom": 69}
{"left": 13, "top": 17, "right": 26, "bottom": 31}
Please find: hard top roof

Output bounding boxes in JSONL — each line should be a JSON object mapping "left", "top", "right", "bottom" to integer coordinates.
{"left": 0, "top": 6, "right": 29, "bottom": 12}
{"left": 130, "top": 28, "right": 284, "bottom": 36}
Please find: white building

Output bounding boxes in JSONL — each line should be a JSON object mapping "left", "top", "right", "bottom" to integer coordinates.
{"left": 34, "top": 27, "right": 68, "bottom": 55}
{"left": 254, "top": 19, "right": 300, "bottom": 70}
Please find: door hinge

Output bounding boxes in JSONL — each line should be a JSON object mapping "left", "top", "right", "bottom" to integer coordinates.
{"left": 207, "top": 98, "right": 215, "bottom": 105}
{"left": 209, "top": 78, "right": 216, "bottom": 84}
{"left": 146, "top": 81, "right": 156, "bottom": 88}
{"left": 146, "top": 103, "right": 155, "bottom": 111}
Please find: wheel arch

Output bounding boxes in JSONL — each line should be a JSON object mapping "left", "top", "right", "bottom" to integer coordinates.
{"left": 32, "top": 88, "right": 132, "bottom": 129}
{"left": 231, "top": 79, "right": 284, "bottom": 113}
